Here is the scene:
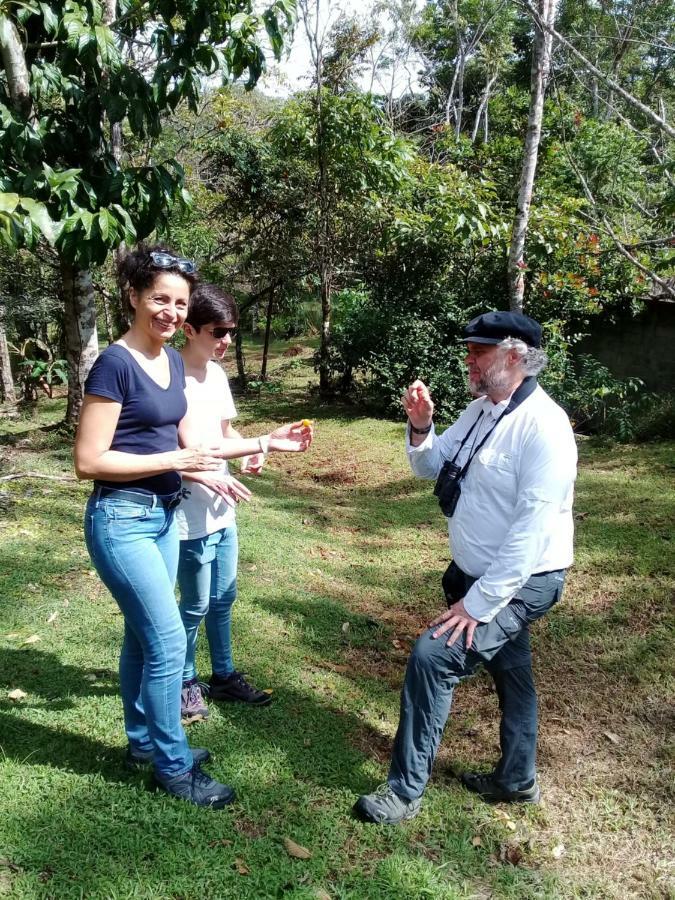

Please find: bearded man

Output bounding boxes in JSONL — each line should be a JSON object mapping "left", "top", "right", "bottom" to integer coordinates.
{"left": 355, "top": 311, "right": 577, "bottom": 824}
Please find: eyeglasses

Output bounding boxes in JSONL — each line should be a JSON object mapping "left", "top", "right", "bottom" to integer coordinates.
{"left": 205, "top": 326, "right": 237, "bottom": 339}
{"left": 149, "top": 251, "right": 196, "bottom": 275}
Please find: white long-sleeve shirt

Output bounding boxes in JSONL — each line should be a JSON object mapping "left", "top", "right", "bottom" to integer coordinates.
{"left": 407, "top": 383, "right": 577, "bottom": 623}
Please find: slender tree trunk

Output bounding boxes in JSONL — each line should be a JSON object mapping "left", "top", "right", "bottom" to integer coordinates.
{"left": 507, "top": 0, "right": 558, "bottom": 312}
{"left": 260, "top": 286, "right": 275, "bottom": 380}
{"left": 234, "top": 329, "right": 247, "bottom": 388}
{"left": 0, "top": 313, "right": 16, "bottom": 406}
{"left": 100, "top": 288, "right": 115, "bottom": 344}
{"left": 472, "top": 72, "right": 498, "bottom": 143}
{"left": 61, "top": 259, "right": 99, "bottom": 424}
{"left": 454, "top": 53, "right": 466, "bottom": 141}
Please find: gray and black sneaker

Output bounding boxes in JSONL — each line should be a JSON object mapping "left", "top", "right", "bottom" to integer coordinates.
{"left": 208, "top": 671, "right": 272, "bottom": 706}
{"left": 460, "top": 772, "right": 540, "bottom": 804}
{"left": 154, "top": 763, "right": 235, "bottom": 808}
{"left": 181, "top": 678, "right": 209, "bottom": 722}
{"left": 354, "top": 783, "right": 422, "bottom": 824}
{"left": 125, "top": 745, "right": 211, "bottom": 771}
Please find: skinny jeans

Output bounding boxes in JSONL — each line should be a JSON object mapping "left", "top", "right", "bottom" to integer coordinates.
{"left": 177, "top": 525, "right": 238, "bottom": 682}
{"left": 84, "top": 492, "right": 193, "bottom": 777}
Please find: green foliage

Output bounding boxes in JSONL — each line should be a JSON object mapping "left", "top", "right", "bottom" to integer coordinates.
{"left": 8, "top": 337, "right": 67, "bottom": 401}
{"left": 543, "top": 350, "right": 656, "bottom": 441}
{"left": 0, "top": 0, "right": 296, "bottom": 266}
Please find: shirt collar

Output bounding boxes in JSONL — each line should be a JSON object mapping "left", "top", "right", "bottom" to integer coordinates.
{"left": 481, "top": 395, "right": 510, "bottom": 421}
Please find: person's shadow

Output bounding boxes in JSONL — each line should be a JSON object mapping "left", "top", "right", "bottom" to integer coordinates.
{"left": 0, "top": 646, "right": 124, "bottom": 778}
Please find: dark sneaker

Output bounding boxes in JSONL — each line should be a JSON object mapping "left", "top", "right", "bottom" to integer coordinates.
{"left": 154, "top": 763, "right": 235, "bottom": 809}
{"left": 460, "top": 771, "right": 540, "bottom": 804}
{"left": 354, "top": 783, "right": 422, "bottom": 824}
{"left": 208, "top": 671, "right": 272, "bottom": 706}
{"left": 181, "top": 678, "right": 209, "bottom": 722}
{"left": 125, "top": 745, "right": 211, "bottom": 771}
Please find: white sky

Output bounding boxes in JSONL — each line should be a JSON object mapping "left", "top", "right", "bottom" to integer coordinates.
{"left": 258, "top": 0, "right": 425, "bottom": 97}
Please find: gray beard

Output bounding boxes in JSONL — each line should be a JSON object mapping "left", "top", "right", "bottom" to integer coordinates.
{"left": 467, "top": 362, "right": 512, "bottom": 398}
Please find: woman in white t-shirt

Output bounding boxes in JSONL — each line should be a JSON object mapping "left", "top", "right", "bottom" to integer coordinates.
{"left": 176, "top": 284, "right": 313, "bottom": 720}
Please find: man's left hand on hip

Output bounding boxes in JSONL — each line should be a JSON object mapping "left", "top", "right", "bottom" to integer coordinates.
{"left": 430, "top": 599, "right": 480, "bottom": 650}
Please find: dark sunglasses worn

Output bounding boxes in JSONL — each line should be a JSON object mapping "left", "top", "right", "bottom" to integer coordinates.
{"left": 205, "top": 326, "right": 237, "bottom": 339}
{"left": 149, "top": 250, "right": 196, "bottom": 275}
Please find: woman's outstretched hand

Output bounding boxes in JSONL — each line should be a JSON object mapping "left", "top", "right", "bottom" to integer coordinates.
{"left": 268, "top": 420, "right": 314, "bottom": 453}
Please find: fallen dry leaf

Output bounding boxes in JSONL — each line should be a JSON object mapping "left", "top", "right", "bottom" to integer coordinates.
{"left": 84, "top": 674, "right": 97, "bottom": 682}
{"left": 5, "top": 634, "right": 20, "bottom": 640}
{"left": 233, "top": 858, "right": 249, "bottom": 875}
{"left": 7, "top": 689, "right": 27, "bottom": 701}
{"left": 603, "top": 731, "right": 621, "bottom": 745}
{"left": 207, "top": 838, "right": 233, "bottom": 848}
{"left": 283, "top": 838, "right": 312, "bottom": 860}
{"left": 22, "top": 634, "right": 40, "bottom": 645}
{"left": 313, "top": 890, "right": 331, "bottom": 900}
{"left": 341, "top": 622, "right": 350, "bottom": 633}
{"left": 551, "top": 843, "right": 566, "bottom": 859}
{"left": 471, "top": 835, "right": 483, "bottom": 847}
{"left": 47, "top": 611, "right": 58, "bottom": 624}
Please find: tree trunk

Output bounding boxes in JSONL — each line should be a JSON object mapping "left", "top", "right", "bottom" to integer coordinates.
{"left": 0, "top": 13, "right": 32, "bottom": 119}
{"left": 234, "top": 329, "right": 247, "bottom": 388}
{"left": 318, "top": 260, "right": 332, "bottom": 394}
{"left": 61, "top": 259, "right": 99, "bottom": 424}
{"left": 100, "top": 287, "right": 115, "bottom": 344}
{"left": 260, "top": 286, "right": 275, "bottom": 381}
{"left": 0, "top": 313, "right": 16, "bottom": 405}
{"left": 507, "top": 0, "right": 558, "bottom": 312}
{"left": 472, "top": 72, "right": 498, "bottom": 143}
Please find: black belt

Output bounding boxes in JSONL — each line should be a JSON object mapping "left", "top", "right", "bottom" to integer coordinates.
{"left": 94, "top": 486, "right": 185, "bottom": 510}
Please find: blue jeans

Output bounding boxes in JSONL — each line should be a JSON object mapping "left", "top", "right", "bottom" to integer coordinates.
{"left": 84, "top": 492, "right": 193, "bottom": 778}
{"left": 177, "top": 526, "right": 238, "bottom": 682}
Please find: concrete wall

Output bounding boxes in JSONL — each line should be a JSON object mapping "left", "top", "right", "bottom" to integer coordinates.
{"left": 575, "top": 302, "right": 675, "bottom": 393}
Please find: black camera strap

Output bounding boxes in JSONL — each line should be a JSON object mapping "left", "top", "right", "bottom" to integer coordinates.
{"left": 451, "top": 376, "right": 538, "bottom": 481}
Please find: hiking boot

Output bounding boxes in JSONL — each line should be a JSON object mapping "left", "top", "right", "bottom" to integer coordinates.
{"left": 181, "top": 678, "right": 209, "bottom": 722}
{"left": 208, "top": 671, "right": 272, "bottom": 706}
{"left": 353, "top": 783, "right": 422, "bottom": 824}
{"left": 125, "top": 745, "right": 211, "bottom": 771}
{"left": 154, "top": 762, "right": 235, "bottom": 809}
{"left": 460, "top": 772, "right": 540, "bottom": 804}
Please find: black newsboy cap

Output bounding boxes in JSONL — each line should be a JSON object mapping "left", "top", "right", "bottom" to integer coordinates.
{"left": 461, "top": 311, "right": 542, "bottom": 348}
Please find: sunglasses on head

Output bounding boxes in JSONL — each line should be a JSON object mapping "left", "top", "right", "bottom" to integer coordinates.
{"left": 149, "top": 250, "right": 196, "bottom": 275}
{"left": 205, "top": 326, "right": 237, "bottom": 339}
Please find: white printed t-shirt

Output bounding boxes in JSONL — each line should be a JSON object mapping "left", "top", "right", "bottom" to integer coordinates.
{"left": 175, "top": 361, "right": 237, "bottom": 541}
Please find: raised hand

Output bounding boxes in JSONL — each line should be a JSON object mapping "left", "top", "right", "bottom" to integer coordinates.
{"left": 401, "top": 380, "right": 434, "bottom": 430}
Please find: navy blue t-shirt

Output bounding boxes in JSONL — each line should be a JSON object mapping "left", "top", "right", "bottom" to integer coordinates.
{"left": 84, "top": 344, "right": 187, "bottom": 495}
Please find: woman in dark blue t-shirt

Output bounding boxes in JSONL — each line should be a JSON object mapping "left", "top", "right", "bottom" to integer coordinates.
{"left": 74, "top": 244, "right": 235, "bottom": 808}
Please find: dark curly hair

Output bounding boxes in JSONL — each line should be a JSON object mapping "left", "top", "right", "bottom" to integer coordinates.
{"left": 186, "top": 283, "right": 239, "bottom": 330}
{"left": 117, "top": 243, "right": 198, "bottom": 313}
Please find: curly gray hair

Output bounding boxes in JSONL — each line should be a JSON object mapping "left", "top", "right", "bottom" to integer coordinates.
{"left": 499, "top": 337, "right": 548, "bottom": 376}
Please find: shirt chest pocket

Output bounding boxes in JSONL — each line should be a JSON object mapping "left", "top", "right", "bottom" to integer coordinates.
{"left": 474, "top": 447, "right": 518, "bottom": 485}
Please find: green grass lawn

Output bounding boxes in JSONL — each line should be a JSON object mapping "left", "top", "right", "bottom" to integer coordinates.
{"left": 0, "top": 343, "right": 673, "bottom": 899}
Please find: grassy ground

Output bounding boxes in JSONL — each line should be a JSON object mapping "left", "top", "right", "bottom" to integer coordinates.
{"left": 0, "top": 339, "right": 673, "bottom": 899}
